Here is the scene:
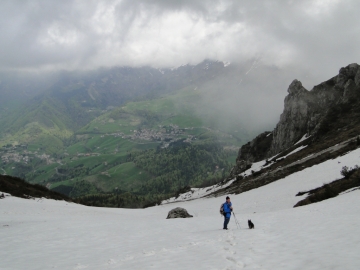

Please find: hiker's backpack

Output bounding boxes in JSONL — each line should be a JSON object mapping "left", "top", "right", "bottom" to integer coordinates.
{"left": 220, "top": 203, "right": 225, "bottom": 216}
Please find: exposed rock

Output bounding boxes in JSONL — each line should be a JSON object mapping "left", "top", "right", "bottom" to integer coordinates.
{"left": 270, "top": 63, "right": 359, "bottom": 157}
{"left": 166, "top": 207, "right": 193, "bottom": 219}
{"left": 270, "top": 80, "right": 313, "bottom": 155}
{"left": 230, "top": 132, "right": 273, "bottom": 177}
{"left": 343, "top": 79, "right": 358, "bottom": 102}
{"left": 231, "top": 63, "right": 360, "bottom": 174}
{"left": 355, "top": 67, "right": 360, "bottom": 85}
{"left": 336, "top": 63, "right": 359, "bottom": 87}
{"left": 238, "top": 131, "right": 273, "bottom": 162}
{"left": 287, "top": 79, "right": 307, "bottom": 95}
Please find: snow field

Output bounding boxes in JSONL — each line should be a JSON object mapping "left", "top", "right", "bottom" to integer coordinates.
{"left": 1, "top": 148, "right": 360, "bottom": 269}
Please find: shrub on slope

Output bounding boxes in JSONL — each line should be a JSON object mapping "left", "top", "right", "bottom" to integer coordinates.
{"left": 294, "top": 168, "right": 360, "bottom": 207}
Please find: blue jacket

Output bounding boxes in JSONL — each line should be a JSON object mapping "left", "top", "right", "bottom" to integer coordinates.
{"left": 223, "top": 202, "right": 232, "bottom": 218}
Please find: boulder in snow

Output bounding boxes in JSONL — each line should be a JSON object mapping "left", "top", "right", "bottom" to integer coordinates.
{"left": 166, "top": 207, "right": 193, "bottom": 219}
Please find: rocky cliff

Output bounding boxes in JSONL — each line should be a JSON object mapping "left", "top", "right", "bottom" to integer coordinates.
{"left": 232, "top": 63, "right": 360, "bottom": 176}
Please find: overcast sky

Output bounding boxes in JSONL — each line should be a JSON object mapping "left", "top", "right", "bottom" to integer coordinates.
{"left": 1, "top": 0, "right": 360, "bottom": 139}
{"left": 1, "top": 0, "right": 360, "bottom": 82}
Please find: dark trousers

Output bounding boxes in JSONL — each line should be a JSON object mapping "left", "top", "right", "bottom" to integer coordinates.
{"left": 223, "top": 216, "right": 230, "bottom": 229}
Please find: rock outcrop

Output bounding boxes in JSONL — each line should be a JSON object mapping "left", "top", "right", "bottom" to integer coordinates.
{"left": 166, "top": 207, "right": 193, "bottom": 219}
{"left": 233, "top": 131, "right": 273, "bottom": 173}
{"left": 232, "top": 63, "right": 360, "bottom": 175}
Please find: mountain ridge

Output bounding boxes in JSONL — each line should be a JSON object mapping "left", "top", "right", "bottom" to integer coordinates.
{"left": 234, "top": 63, "right": 360, "bottom": 172}
{"left": 168, "top": 63, "right": 360, "bottom": 204}
{"left": 0, "top": 60, "right": 233, "bottom": 148}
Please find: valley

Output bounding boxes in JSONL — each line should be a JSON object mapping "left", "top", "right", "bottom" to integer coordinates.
{"left": 0, "top": 112, "right": 240, "bottom": 206}
{"left": 3, "top": 62, "right": 360, "bottom": 209}
{"left": 0, "top": 64, "right": 252, "bottom": 207}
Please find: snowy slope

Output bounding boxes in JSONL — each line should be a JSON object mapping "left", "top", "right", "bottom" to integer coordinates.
{"left": 1, "top": 149, "right": 360, "bottom": 269}
{"left": 162, "top": 143, "right": 326, "bottom": 203}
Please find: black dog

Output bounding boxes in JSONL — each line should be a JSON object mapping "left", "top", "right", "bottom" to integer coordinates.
{"left": 248, "top": 219, "right": 254, "bottom": 229}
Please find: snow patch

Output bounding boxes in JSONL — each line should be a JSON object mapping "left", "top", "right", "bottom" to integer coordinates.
{"left": 2, "top": 149, "right": 360, "bottom": 269}
{"left": 282, "top": 145, "right": 308, "bottom": 159}
{"left": 162, "top": 179, "right": 236, "bottom": 204}
{"left": 240, "top": 160, "right": 267, "bottom": 177}
{"left": 223, "top": 61, "right": 231, "bottom": 67}
{"left": 295, "top": 134, "right": 311, "bottom": 145}
{"left": 239, "top": 145, "right": 308, "bottom": 177}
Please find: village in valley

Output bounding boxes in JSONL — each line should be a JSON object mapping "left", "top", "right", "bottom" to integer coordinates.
{"left": 1, "top": 123, "right": 239, "bottom": 163}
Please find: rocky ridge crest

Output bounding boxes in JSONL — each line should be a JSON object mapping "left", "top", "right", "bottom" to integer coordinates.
{"left": 232, "top": 63, "right": 360, "bottom": 176}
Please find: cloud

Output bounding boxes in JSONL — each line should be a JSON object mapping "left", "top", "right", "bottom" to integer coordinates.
{"left": 2, "top": 0, "right": 360, "bottom": 135}
{"left": 0, "top": 0, "right": 359, "bottom": 80}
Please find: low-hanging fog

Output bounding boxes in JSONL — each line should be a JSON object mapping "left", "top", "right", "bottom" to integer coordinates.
{"left": 1, "top": 0, "right": 360, "bottom": 137}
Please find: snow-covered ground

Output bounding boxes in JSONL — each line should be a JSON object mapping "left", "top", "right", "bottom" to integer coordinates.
{"left": 2, "top": 149, "right": 360, "bottom": 269}
{"left": 163, "top": 143, "right": 310, "bottom": 203}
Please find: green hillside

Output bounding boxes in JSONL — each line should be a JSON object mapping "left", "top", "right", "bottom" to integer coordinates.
{"left": 0, "top": 80, "right": 249, "bottom": 207}
{"left": 78, "top": 86, "right": 249, "bottom": 144}
{"left": 0, "top": 96, "right": 78, "bottom": 152}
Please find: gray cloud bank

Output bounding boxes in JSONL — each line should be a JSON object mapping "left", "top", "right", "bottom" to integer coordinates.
{"left": 1, "top": 0, "right": 360, "bottom": 82}
{"left": 1, "top": 0, "right": 360, "bottom": 135}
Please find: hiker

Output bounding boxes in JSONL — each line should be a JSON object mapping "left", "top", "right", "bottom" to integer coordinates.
{"left": 223, "top": 196, "right": 233, "bottom": 230}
